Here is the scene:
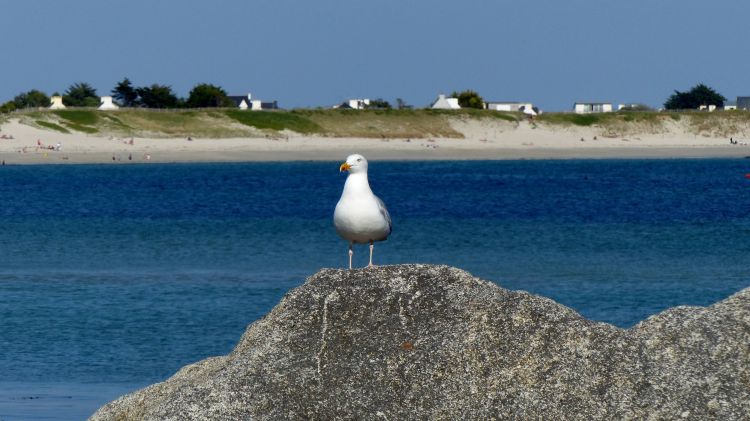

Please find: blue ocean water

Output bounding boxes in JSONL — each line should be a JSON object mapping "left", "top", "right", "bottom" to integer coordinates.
{"left": 1, "top": 160, "right": 749, "bottom": 420}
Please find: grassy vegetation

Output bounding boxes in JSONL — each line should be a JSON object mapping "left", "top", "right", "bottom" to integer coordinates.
{"left": 620, "top": 112, "right": 661, "bottom": 123}
{"left": 538, "top": 111, "right": 673, "bottom": 128}
{"left": 290, "top": 109, "right": 462, "bottom": 138}
{"left": 99, "top": 113, "right": 133, "bottom": 130}
{"left": 48, "top": 110, "right": 100, "bottom": 133}
{"left": 8, "top": 108, "right": 520, "bottom": 139}
{"left": 534, "top": 110, "right": 750, "bottom": 137}
{"left": 10, "top": 107, "right": 750, "bottom": 139}
{"left": 35, "top": 120, "right": 70, "bottom": 133}
{"left": 52, "top": 110, "right": 99, "bottom": 125}
{"left": 101, "top": 109, "right": 250, "bottom": 138}
{"left": 225, "top": 110, "right": 323, "bottom": 134}
{"left": 537, "top": 113, "right": 606, "bottom": 126}
{"left": 62, "top": 122, "right": 99, "bottom": 134}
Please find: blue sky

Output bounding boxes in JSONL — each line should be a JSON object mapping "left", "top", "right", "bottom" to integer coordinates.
{"left": 2, "top": 1, "right": 748, "bottom": 111}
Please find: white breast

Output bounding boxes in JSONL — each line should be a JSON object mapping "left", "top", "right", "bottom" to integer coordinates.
{"left": 333, "top": 172, "right": 391, "bottom": 243}
{"left": 334, "top": 195, "right": 390, "bottom": 243}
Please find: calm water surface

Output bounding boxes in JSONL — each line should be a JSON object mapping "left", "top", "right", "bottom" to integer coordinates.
{"left": 1, "top": 160, "right": 749, "bottom": 419}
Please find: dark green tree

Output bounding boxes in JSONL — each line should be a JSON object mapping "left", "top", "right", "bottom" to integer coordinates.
{"left": 185, "top": 83, "right": 233, "bottom": 108}
{"left": 0, "top": 101, "right": 17, "bottom": 114}
{"left": 112, "top": 77, "right": 139, "bottom": 107}
{"left": 367, "top": 98, "right": 391, "bottom": 109}
{"left": 451, "top": 90, "right": 484, "bottom": 109}
{"left": 13, "top": 89, "right": 50, "bottom": 109}
{"left": 664, "top": 84, "right": 726, "bottom": 110}
{"left": 396, "top": 98, "right": 412, "bottom": 110}
{"left": 136, "top": 84, "right": 180, "bottom": 108}
{"left": 63, "top": 82, "right": 99, "bottom": 107}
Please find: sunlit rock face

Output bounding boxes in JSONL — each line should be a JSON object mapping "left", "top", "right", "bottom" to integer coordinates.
{"left": 91, "top": 264, "right": 750, "bottom": 420}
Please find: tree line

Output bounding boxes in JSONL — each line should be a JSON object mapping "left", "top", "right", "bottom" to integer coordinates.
{"left": 0, "top": 81, "right": 732, "bottom": 114}
{"left": 0, "top": 78, "right": 238, "bottom": 113}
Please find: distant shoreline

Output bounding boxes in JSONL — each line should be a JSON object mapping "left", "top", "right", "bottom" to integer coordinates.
{"left": 1, "top": 147, "right": 749, "bottom": 165}
{"left": 2, "top": 111, "right": 750, "bottom": 164}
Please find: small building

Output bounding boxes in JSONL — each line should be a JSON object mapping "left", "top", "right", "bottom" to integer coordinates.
{"left": 485, "top": 101, "right": 532, "bottom": 112}
{"left": 736, "top": 97, "right": 750, "bottom": 110}
{"left": 228, "top": 95, "right": 252, "bottom": 110}
{"left": 228, "top": 93, "right": 279, "bottom": 111}
{"left": 334, "top": 99, "right": 370, "bottom": 110}
{"left": 49, "top": 96, "right": 66, "bottom": 109}
{"left": 431, "top": 94, "right": 460, "bottom": 110}
{"left": 253, "top": 100, "right": 278, "bottom": 110}
{"left": 574, "top": 102, "right": 613, "bottom": 114}
{"left": 98, "top": 96, "right": 119, "bottom": 110}
{"left": 485, "top": 101, "right": 539, "bottom": 116}
{"left": 698, "top": 104, "right": 717, "bottom": 112}
{"left": 724, "top": 101, "right": 737, "bottom": 111}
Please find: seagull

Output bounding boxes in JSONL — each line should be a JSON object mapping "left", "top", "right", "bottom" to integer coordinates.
{"left": 334, "top": 154, "right": 392, "bottom": 269}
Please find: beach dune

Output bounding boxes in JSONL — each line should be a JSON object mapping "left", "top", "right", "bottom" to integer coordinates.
{"left": 0, "top": 116, "right": 747, "bottom": 164}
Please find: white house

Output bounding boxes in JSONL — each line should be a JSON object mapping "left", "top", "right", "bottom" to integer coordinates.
{"left": 334, "top": 99, "right": 370, "bottom": 109}
{"left": 724, "top": 101, "right": 737, "bottom": 111}
{"left": 698, "top": 104, "right": 717, "bottom": 112}
{"left": 486, "top": 101, "right": 539, "bottom": 115}
{"left": 431, "top": 94, "right": 460, "bottom": 109}
{"left": 49, "top": 96, "right": 66, "bottom": 109}
{"left": 486, "top": 102, "right": 532, "bottom": 112}
{"left": 228, "top": 93, "right": 279, "bottom": 111}
{"left": 574, "top": 102, "right": 613, "bottom": 114}
{"left": 98, "top": 96, "right": 119, "bottom": 110}
{"left": 229, "top": 93, "right": 252, "bottom": 110}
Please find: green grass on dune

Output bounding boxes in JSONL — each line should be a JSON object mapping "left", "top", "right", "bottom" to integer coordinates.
{"left": 538, "top": 111, "right": 668, "bottom": 127}
{"left": 99, "top": 113, "right": 132, "bottom": 130}
{"left": 538, "top": 113, "right": 602, "bottom": 126}
{"left": 62, "top": 122, "right": 99, "bottom": 133}
{"left": 52, "top": 110, "right": 99, "bottom": 125}
{"left": 13, "top": 108, "right": 519, "bottom": 138}
{"left": 225, "top": 110, "right": 323, "bottom": 134}
{"left": 14, "top": 107, "right": 750, "bottom": 139}
{"left": 50, "top": 110, "right": 100, "bottom": 133}
{"left": 35, "top": 120, "right": 70, "bottom": 133}
{"left": 292, "top": 108, "right": 463, "bottom": 138}
{"left": 103, "top": 109, "right": 248, "bottom": 137}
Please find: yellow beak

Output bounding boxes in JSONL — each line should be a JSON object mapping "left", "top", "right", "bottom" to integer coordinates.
{"left": 340, "top": 162, "right": 351, "bottom": 172}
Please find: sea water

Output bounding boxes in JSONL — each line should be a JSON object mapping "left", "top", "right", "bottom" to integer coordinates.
{"left": 1, "top": 160, "right": 749, "bottom": 419}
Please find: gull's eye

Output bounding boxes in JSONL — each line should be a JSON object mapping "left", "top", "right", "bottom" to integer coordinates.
{"left": 357, "top": 158, "right": 362, "bottom": 162}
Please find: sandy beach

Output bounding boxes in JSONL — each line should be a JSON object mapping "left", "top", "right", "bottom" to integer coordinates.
{"left": 0, "top": 118, "right": 747, "bottom": 164}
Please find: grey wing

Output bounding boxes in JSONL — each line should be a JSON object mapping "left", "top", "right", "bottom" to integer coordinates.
{"left": 376, "top": 196, "right": 392, "bottom": 236}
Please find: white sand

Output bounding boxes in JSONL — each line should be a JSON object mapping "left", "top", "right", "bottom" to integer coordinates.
{"left": 0, "top": 118, "right": 747, "bottom": 164}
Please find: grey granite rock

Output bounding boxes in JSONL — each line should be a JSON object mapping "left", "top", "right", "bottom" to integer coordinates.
{"left": 90, "top": 265, "right": 750, "bottom": 420}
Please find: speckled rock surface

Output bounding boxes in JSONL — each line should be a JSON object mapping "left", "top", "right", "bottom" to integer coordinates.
{"left": 90, "top": 265, "right": 750, "bottom": 420}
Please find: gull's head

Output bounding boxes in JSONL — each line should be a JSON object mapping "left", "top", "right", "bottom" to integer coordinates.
{"left": 340, "top": 154, "right": 368, "bottom": 174}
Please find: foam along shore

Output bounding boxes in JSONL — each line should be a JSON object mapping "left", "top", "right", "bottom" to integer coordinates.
{"left": 1, "top": 117, "right": 749, "bottom": 164}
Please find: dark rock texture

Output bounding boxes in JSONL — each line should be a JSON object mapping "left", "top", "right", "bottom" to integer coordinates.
{"left": 90, "top": 265, "right": 750, "bottom": 420}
